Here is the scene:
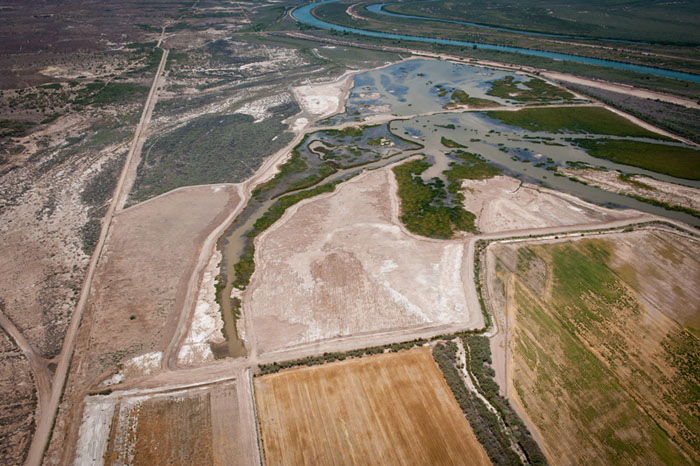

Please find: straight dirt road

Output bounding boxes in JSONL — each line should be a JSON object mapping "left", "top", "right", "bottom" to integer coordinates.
{"left": 24, "top": 44, "right": 170, "bottom": 466}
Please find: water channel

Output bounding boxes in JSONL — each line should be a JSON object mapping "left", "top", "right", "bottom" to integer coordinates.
{"left": 292, "top": 0, "right": 700, "bottom": 83}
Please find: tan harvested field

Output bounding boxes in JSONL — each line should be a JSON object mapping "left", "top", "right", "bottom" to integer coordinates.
{"left": 71, "top": 184, "right": 240, "bottom": 382}
{"left": 488, "top": 229, "right": 700, "bottom": 465}
{"left": 462, "top": 175, "right": 636, "bottom": 233}
{"left": 247, "top": 169, "right": 482, "bottom": 354}
{"left": 255, "top": 348, "right": 490, "bottom": 466}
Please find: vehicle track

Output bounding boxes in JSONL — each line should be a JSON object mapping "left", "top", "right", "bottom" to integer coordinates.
{"left": 25, "top": 41, "right": 170, "bottom": 466}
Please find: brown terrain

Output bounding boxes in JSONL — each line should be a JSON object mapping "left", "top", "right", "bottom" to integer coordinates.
{"left": 50, "top": 184, "right": 242, "bottom": 463}
{"left": 255, "top": 347, "right": 491, "bottom": 466}
{"left": 0, "top": 330, "right": 37, "bottom": 463}
{"left": 75, "top": 378, "right": 248, "bottom": 465}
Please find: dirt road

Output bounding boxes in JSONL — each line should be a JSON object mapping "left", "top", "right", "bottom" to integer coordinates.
{"left": 0, "top": 309, "right": 52, "bottom": 428}
{"left": 25, "top": 43, "right": 170, "bottom": 466}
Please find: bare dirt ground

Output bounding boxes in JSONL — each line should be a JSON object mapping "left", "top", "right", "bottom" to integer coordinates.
{"left": 0, "top": 330, "right": 37, "bottom": 465}
{"left": 77, "top": 184, "right": 239, "bottom": 380}
{"left": 246, "top": 168, "right": 483, "bottom": 355}
{"left": 49, "top": 184, "right": 241, "bottom": 464}
{"left": 255, "top": 347, "right": 490, "bottom": 466}
{"left": 75, "top": 378, "right": 246, "bottom": 466}
{"left": 462, "top": 175, "right": 637, "bottom": 233}
{"left": 561, "top": 167, "right": 700, "bottom": 213}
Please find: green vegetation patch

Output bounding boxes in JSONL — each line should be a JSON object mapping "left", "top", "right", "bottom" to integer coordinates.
{"left": 487, "top": 76, "right": 575, "bottom": 103}
{"left": 441, "top": 137, "right": 466, "bottom": 148}
{"left": 393, "top": 158, "right": 476, "bottom": 238}
{"left": 485, "top": 106, "right": 671, "bottom": 140}
{"left": 464, "top": 336, "right": 547, "bottom": 465}
{"left": 393, "top": 151, "right": 501, "bottom": 238}
{"left": 574, "top": 139, "right": 700, "bottom": 180}
{"left": 132, "top": 109, "right": 296, "bottom": 202}
{"left": 509, "top": 240, "right": 700, "bottom": 462}
{"left": 433, "top": 341, "right": 527, "bottom": 465}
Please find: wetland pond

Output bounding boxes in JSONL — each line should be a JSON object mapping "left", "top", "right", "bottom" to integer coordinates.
{"left": 214, "top": 59, "right": 699, "bottom": 357}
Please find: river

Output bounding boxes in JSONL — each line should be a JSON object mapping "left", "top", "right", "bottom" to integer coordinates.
{"left": 292, "top": 0, "right": 700, "bottom": 83}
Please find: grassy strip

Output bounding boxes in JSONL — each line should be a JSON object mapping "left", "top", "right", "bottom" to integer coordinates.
{"left": 573, "top": 138, "right": 700, "bottom": 180}
{"left": 232, "top": 180, "right": 343, "bottom": 290}
{"left": 441, "top": 137, "right": 466, "bottom": 148}
{"left": 487, "top": 76, "right": 575, "bottom": 103}
{"left": 485, "top": 106, "right": 672, "bottom": 140}
{"left": 258, "top": 338, "right": 434, "bottom": 376}
{"left": 433, "top": 341, "right": 524, "bottom": 466}
{"left": 625, "top": 193, "right": 700, "bottom": 220}
{"left": 464, "top": 336, "right": 547, "bottom": 465}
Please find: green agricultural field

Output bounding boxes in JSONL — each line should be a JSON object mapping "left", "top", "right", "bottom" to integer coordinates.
{"left": 495, "top": 233, "right": 700, "bottom": 464}
{"left": 485, "top": 106, "right": 671, "bottom": 140}
{"left": 574, "top": 139, "right": 700, "bottom": 180}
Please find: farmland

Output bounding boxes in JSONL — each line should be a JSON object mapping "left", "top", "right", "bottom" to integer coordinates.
{"left": 77, "top": 379, "right": 251, "bottom": 466}
{"left": 489, "top": 229, "right": 700, "bottom": 464}
{"left": 255, "top": 348, "right": 490, "bottom": 466}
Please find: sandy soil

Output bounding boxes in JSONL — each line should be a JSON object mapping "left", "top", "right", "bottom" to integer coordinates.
{"left": 69, "top": 184, "right": 239, "bottom": 389}
{"left": 561, "top": 168, "right": 700, "bottom": 212}
{"left": 177, "top": 248, "right": 225, "bottom": 366}
{"left": 462, "top": 175, "right": 636, "bottom": 233}
{"left": 292, "top": 70, "right": 356, "bottom": 119}
{"left": 246, "top": 169, "right": 483, "bottom": 354}
{"left": 255, "top": 348, "right": 490, "bottom": 466}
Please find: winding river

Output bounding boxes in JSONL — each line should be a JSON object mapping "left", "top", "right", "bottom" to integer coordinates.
{"left": 292, "top": 0, "right": 700, "bottom": 83}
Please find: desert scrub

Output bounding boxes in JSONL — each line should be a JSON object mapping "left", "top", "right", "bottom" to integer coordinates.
{"left": 131, "top": 108, "right": 297, "bottom": 202}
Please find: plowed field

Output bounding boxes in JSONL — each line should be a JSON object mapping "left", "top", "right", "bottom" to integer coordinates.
{"left": 255, "top": 347, "right": 490, "bottom": 466}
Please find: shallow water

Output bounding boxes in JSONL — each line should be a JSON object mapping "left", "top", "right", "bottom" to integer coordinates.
{"left": 390, "top": 113, "right": 700, "bottom": 227}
